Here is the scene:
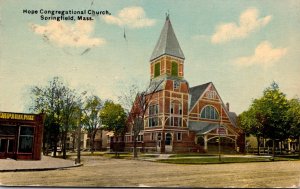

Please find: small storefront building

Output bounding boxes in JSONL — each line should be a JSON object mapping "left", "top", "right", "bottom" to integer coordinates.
{"left": 0, "top": 112, "right": 44, "bottom": 160}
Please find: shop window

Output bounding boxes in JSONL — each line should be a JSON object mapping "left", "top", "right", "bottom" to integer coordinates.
{"left": 0, "top": 139, "right": 7, "bottom": 152}
{"left": 8, "top": 140, "right": 14, "bottom": 152}
{"left": 18, "top": 126, "right": 34, "bottom": 153}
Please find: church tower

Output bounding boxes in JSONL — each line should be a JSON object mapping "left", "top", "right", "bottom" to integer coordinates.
{"left": 150, "top": 14, "right": 185, "bottom": 80}
{"left": 144, "top": 15, "right": 190, "bottom": 153}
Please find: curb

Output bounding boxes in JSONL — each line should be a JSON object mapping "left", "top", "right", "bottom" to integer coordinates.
{"left": 0, "top": 163, "right": 83, "bottom": 172}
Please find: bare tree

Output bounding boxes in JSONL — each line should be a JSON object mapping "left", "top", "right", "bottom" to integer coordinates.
{"left": 120, "top": 80, "right": 163, "bottom": 158}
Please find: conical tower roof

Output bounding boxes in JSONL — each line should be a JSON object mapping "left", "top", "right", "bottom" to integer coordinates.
{"left": 150, "top": 15, "right": 185, "bottom": 61}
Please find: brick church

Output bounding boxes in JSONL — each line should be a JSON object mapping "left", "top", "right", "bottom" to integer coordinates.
{"left": 124, "top": 15, "right": 245, "bottom": 153}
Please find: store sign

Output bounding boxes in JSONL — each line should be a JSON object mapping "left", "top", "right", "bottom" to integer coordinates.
{"left": 0, "top": 112, "right": 35, "bottom": 121}
{"left": 217, "top": 127, "right": 227, "bottom": 136}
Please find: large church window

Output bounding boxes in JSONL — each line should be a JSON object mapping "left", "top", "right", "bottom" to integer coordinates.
{"left": 18, "top": 126, "right": 34, "bottom": 153}
{"left": 154, "top": 62, "right": 160, "bottom": 77}
{"left": 148, "top": 104, "right": 159, "bottom": 127}
{"left": 171, "top": 62, "right": 178, "bottom": 76}
{"left": 200, "top": 105, "right": 219, "bottom": 120}
{"left": 170, "top": 101, "right": 182, "bottom": 127}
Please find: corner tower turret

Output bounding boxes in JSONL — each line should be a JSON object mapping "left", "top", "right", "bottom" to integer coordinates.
{"left": 150, "top": 15, "right": 185, "bottom": 80}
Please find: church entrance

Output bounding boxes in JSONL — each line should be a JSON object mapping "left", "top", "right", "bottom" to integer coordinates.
{"left": 165, "top": 133, "right": 172, "bottom": 153}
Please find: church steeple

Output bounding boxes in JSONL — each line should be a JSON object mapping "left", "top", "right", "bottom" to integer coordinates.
{"left": 150, "top": 15, "right": 185, "bottom": 80}
{"left": 150, "top": 14, "right": 185, "bottom": 61}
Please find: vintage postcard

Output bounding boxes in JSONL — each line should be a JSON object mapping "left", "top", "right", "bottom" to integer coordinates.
{"left": 0, "top": 0, "right": 299, "bottom": 188}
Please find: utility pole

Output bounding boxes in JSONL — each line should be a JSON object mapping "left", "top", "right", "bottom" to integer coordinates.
{"left": 218, "top": 123, "right": 221, "bottom": 162}
{"left": 218, "top": 102, "right": 222, "bottom": 162}
{"left": 76, "top": 110, "right": 81, "bottom": 164}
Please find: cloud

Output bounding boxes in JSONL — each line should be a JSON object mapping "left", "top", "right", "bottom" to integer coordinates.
{"left": 192, "top": 34, "right": 210, "bottom": 41}
{"left": 30, "top": 20, "right": 106, "bottom": 48}
{"left": 211, "top": 8, "right": 272, "bottom": 44}
{"left": 234, "top": 41, "right": 287, "bottom": 67}
{"left": 102, "top": 6, "right": 155, "bottom": 28}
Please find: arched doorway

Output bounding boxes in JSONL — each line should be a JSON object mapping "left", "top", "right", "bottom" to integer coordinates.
{"left": 165, "top": 133, "right": 172, "bottom": 152}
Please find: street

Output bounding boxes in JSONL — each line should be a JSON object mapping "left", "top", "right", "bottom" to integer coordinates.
{"left": 0, "top": 156, "right": 300, "bottom": 187}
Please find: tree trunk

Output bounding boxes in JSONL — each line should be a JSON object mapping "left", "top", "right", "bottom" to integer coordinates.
{"left": 62, "top": 131, "right": 67, "bottom": 159}
{"left": 257, "top": 136, "right": 260, "bottom": 155}
{"left": 72, "top": 132, "right": 76, "bottom": 152}
{"left": 99, "top": 129, "right": 102, "bottom": 150}
{"left": 115, "top": 135, "right": 119, "bottom": 157}
{"left": 272, "top": 139, "right": 275, "bottom": 160}
{"left": 133, "top": 137, "right": 138, "bottom": 158}
{"left": 90, "top": 130, "right": 97, "bottom": 154}
{"left": 298, "top": 136, "right": 300, "bottom": 159}
{"left": 42, "top": 134, "right": 46, "bottom": 155}
{"left": 161, "top": 131, "right": 165, "bottom": 153}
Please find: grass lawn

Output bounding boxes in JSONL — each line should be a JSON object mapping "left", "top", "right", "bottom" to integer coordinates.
{"left": 157, "top": 156, "right": 298, "bottom": 164}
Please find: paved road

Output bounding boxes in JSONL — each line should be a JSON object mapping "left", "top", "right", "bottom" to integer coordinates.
{"left": 0, "top": 156, "right": 300, "bottom": 187}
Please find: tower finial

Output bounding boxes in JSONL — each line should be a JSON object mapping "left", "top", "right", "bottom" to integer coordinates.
{"left": 166, "top": 11, "right": 170, "bottom": 21}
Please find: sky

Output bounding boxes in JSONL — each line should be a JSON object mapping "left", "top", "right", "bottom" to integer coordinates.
{"left": 0, "top": 0, "right": 299, "bottom": 114}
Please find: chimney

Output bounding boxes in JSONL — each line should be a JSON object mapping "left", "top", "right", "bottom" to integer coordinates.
{"left": 226, "top": 102, "right": 230, "bottom": 112}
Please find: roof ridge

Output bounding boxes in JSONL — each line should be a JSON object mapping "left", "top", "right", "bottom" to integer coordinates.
{"left": 189, "top": 82, "right": 211, "bottom": 89}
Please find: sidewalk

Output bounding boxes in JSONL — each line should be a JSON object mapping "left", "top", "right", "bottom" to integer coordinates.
{"left": 0, "top": 155, "right": 81, "bottom": 172}
{"left": 139, "top": 153, "right": 272, "bottom": 161}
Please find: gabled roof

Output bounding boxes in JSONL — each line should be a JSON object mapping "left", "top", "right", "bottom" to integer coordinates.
{"left": 150, "top": 15, "right": 185, "bottom": 61}
{"left": 189, "top": 82, "right": 211, "bottom": 110}
{"left": 228, "top": 112, "right": 238, "bottom": 127}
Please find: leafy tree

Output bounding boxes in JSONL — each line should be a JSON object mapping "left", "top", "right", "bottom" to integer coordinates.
{"left": 260, "top": 82, "right": 290, "bottom": 142}
{"left": 30, "top": 77, "right": 82, "bottom": 158}
{"left": 238, "top": 82, "right": 290, "bottom": 157}
{"left": 100, "top": 101, "right": 126, "bottom": 156}
{"left": 82, "top": 95, "right": 103, "bottom": 153}
{"left": 238, "top": 106, "right": 265, "bottom": 155}
{"left": 287, "top": 98, "right": 300, "bottom": 158}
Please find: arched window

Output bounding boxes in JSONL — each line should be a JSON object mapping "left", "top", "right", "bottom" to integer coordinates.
{"left": 200, "top": 105, "right": 219, "bottom": 120}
